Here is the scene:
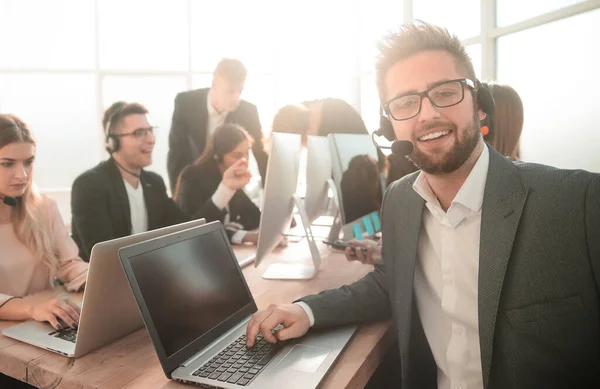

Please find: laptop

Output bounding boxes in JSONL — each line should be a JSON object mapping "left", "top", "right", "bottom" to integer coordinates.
{"left": 118, "top": 221, "right": 357, "bottom": 389}
{"left": 2, "top": 218, "right": 205, "bottom": 357}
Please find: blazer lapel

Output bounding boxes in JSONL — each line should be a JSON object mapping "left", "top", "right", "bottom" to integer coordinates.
{"left": 107, "top": 158, "right": 132, "bottom": 234}
{"left": 140, "top": 172, "right": 159, "bottom": 230}
{"left": 394, "top": 179, "right": 425, "bottom": 363}
{"left": 189, "top": 89, "right": 210, "bottom": 158}
{"left": 478, "top": 147, "right": 529, "bottom": 388}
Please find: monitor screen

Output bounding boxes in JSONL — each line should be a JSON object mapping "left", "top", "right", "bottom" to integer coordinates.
{"left": 127, "top": 229, "right": 252, "bottom": 358}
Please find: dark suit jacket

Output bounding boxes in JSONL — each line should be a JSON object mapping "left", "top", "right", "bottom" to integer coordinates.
{"left": 71, "top": 158, "right": 190, "bottom": 261}
{"left": 167, "top": 88, "right": 268, "bottom": 191}
{"left": 177, "top": 159, "right": 261, "bottom": 238}
{"left": 302, "top": 146, "right": 600, "bottom": 388}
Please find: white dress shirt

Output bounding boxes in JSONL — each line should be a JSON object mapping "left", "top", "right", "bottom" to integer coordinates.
{"left": 412, "top": 145, "right": 489, "bottom": 389}
{"left": 211, "top": 182, "right": 248, "bottom": 244}
{"left": 123, "top": 179, "right": 148, "bottom": 235}
{"left": 206, "top": 90, "right": 228, "bottom": 141}
{"left": 297, "top": 146, "right": 490, "bottom": 389}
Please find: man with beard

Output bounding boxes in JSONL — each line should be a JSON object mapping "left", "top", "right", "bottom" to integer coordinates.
{"left": 244, "top": 22, "right": 600, "bottom": 389}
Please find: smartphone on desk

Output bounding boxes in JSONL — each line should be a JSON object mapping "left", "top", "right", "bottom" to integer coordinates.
{"left": 323, "top": 240, "right": 368, "bottom": 255}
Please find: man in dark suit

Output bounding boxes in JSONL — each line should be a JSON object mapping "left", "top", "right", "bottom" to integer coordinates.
{"left": 245, "top": 22, "right": 600, "bottom": 388}
{"left": 167, "top": 58, "right": 268, "bottom": 191}
{"left": 71, "top": 102, "right": 195, "bottom": 261}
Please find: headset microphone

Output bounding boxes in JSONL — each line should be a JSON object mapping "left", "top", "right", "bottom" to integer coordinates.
{"left": 391, "top": 140, "right": 414, "bottom": 156}
{"left": 1, "top": 196, "right": 18, "bottom": 207}
{"left": 371, "top": 132, "right": 414, "bottom": 156}
{"left": 113, "top": 159, "right": 141, "bottom": 179}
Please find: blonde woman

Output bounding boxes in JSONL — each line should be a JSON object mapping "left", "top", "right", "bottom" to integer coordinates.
{"left": 481, "top": 82, "right": 524, "bottom": 160}
{"left": 0, "top": 114, "right": 88, "bottom": 332}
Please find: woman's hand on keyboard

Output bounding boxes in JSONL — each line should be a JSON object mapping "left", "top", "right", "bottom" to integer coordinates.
{"left": 29, "top": 298, "right": 80, "bottom": 330}
{"left": 245, "top": 304, "right": 310, "bottom": 347}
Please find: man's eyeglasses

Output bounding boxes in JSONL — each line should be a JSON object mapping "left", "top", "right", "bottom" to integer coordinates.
{"left": 113, "top": 126, "right": 157, "bottom": 140}
{"left": 382, "top": 78, "right": 476, "bottom": 121}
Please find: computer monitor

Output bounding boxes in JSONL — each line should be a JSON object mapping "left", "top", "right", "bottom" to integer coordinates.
{"left": 255, "top": 133, "right": 320, "bottom": 280}
{"left": 328, "top": 133, "right": 381, "bottom": 237}
{"left": 304, "top": 135, "right": 333, "bottom": 224}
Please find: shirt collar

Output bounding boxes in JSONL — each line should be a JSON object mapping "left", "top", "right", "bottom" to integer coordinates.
{"left": 412, "top": 144, "right": 490, "bottom": 213}
{"left": 207, "top": 89, "right": 227, "bottom": 118}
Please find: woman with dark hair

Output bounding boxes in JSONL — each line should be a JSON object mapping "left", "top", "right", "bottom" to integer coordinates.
{"left": 340, "top": 154, "right": 383, "bottom": 223}
{"left": 270, "top": 103, "right": 311, "bottom": 146}
{"left": 304, "top": 98, "right": 369, "bottom": 137}
{"left": 386, "top": 153, "right": 419, "bottom": 187}
{"left": 174, "top": 123, "right": 260, "bottom": 244}
{"left": 481, "top": 82, "right": 524, "bottom": 160}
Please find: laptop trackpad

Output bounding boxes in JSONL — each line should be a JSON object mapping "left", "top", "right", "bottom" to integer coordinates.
{"left": 277, "top": 345, "right": 331, "bottom": 373}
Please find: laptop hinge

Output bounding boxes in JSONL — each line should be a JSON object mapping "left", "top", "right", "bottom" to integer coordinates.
{"left": 180, "top": 315, "right": 252, "bottom": 368}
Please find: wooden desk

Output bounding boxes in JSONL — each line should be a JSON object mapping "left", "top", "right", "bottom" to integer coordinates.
{"left": 0, "top": 245, "right": 394, "bottom": 389}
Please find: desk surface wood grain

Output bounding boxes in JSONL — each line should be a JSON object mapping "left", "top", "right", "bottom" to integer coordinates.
{"left": 0, "top": 244, "right": 393, "bottom": 389}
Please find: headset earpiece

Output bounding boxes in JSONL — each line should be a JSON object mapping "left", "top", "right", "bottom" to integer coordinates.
{"left": 376, "top": 115, "right": 396, "bottom": 142}
{"left": 104, "top": 103, "right": 127, "bottom": 153}
{"left": 476, "top": 82, "right": 495, "bottom": 140}
{"left": 475, "top": 82, "right": 495, "bottom": 116}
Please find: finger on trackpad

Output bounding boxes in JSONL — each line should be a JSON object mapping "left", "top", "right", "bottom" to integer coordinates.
{"left": 277, "top": 345, "right": 331, "bottom": 373}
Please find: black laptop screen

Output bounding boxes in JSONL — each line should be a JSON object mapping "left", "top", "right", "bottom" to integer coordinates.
{"left": 127, "top": 229, "right": 252, "bottom": 358}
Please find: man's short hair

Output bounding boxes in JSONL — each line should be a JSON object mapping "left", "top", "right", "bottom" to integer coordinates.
{"left": 102, "top": 101, "right": 149, "bottom": 133}
{"left": 213, "top": 58, "right": 247, "bottom": 85}
{"left": 376, "top": 21, "right": 476, "bottom": 103}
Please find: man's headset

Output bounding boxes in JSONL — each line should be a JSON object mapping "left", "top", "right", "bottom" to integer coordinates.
{"left": 104, "top": 102, "right": 128, "bottom": 153}
{"left": 103, "top": 102, "right": 143, "bottom": 179}
{"left": 480, "top": 83, "right": 494, "bottom": 141}
{"left": 373, "top": 80, "right": 495, "bottom": 155}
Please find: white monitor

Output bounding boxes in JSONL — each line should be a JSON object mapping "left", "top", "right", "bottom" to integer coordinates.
{"left": 304, "top": 136, "right": 333, "bottom": 224}
{"left": 254, "top": 133, "right": 299, "bottom": 274}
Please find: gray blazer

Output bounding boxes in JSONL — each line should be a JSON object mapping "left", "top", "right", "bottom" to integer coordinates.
{"left": 302, "top": 146, "right": 600, "bottom": 388}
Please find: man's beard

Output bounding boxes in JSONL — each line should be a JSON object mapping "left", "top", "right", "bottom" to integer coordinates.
{"left": 409, "top": 114, "right": 480, "bottom": 175}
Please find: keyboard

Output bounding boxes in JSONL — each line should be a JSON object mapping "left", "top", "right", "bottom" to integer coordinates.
{"left": 49, "top": 327, "right": 77, "bottom": 343}
{"left": 192, "top": 333, "right": 281, "bottom": 386}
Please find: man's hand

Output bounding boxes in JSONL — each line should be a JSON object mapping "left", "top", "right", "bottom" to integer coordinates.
{"left": 222, "top": 159, "right": 251, "bottom": 190}
{"left": 344, "top": 239, "right": 381, "bottom": 265}
{"left": 246, "top": 304, "right": 310, "bottom": 347}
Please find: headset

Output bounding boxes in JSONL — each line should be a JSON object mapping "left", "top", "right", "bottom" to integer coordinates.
{"left": 480, "top": 83, "right": 494, "bottom": 141}
{"left": 104, "top": 102, "right": 128, "bottom": 153}
{"left": 374, "top": 79, "right": 496, "bottom": 143}
{"left": 0, "top": 195, "right": 17, "bottom": 207}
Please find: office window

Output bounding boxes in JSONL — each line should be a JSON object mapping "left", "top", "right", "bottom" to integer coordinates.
{"left": 0, "top": 73, "right": 98, "bottom": 189}
{"left": 98, "top": 0, "right": 189, "bottom": 71}
{"left": 275, "top": 0, "right": 357, "bottom": 106}
{"left": 465, "top": 44, "right": 482, "bottom": 79}
{"left": 190, "top": 0, "right": 276, "bottom": 73}
{"left": 359, "top": 0, "right": 404, "bottom": 72}
{"left": 497, "top": 0, "right": 585, "bottom": 26}
{"left": 361, "top": 74, "right": 381, "bottom": 134}
{"left": 413, "top": 0, "right": 480, "bottom": 39}
{"left": 497, "top": 9, "right": 600, "bottom": 172}
{"left": 243, "top": 75, "right": 276, "bottom": 134}
{"left": 0, "top": 0, "right": 95, "bottom": 69}
{"left": 102, "top": 75, "right": 188, "bottom": 182}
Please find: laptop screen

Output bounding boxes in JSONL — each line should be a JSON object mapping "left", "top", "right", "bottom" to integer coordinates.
{"left": 127, "top": 228, "right": 253, "bottom": 358}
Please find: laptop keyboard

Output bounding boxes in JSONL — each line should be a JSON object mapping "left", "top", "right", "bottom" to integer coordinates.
{"left": 192, "top": 332, "right": 281, "bottom": 386}
{"left": 49, "top": 327, "right": 78, "bottom": 343}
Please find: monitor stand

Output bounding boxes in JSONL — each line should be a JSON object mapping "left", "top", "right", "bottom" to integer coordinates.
{"left": 262, "top": 194, "right": 321, "bottom": 280}
{"left": 261, "top": 263, "right": 316, "bottom": 280}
